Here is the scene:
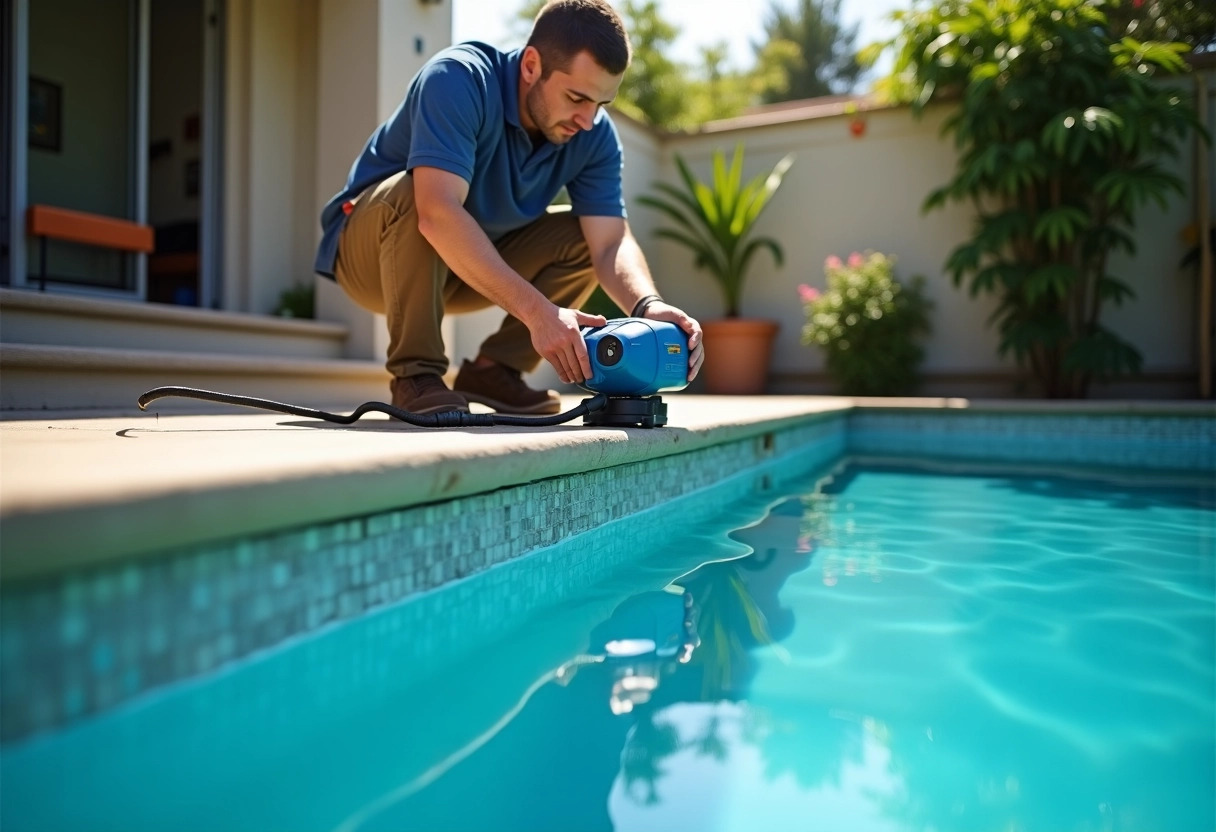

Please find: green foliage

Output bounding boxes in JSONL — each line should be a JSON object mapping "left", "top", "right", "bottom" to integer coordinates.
{"left": 612, "top": 1, "right": 689, "bottom": 127}
{"left": 754, "top": 0, "right": 863, "bottom": 103}
{"left": 876, "top": 0, "right": 1200, "bottom": 397}
{"left": 581, "top": 285, "right": 625, "bottom": 318}
{"left": 274, "top": 282, "right": 314, "bottom": 319}
{"left": 1107, "top": 0, "right": 1216, "bottom": 52}
{"left": 799, "top": 252, "right": 932, "bottom": 396}
{"left": 511, "top": 0, "right": 871, "bottom": 128}
{"left": 638, "top": 144, "right": 795, "bottom": 317}
{"left": 685, "top": 42, "right": 754, "bottom": 124}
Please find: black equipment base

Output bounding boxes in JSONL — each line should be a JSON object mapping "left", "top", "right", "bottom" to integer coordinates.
{"left": 583, "top": 395, "right": 668, "bottom": 429}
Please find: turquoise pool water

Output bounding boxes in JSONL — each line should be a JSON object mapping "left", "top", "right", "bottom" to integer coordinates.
{"left": 3, "top": 458, "right": 1213, "bottom": 832}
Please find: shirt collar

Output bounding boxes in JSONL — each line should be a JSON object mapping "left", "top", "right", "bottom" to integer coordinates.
{"left": 503, "top": 48, "right": 523, "bottom": 130}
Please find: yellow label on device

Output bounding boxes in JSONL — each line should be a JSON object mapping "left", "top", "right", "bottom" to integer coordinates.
{"left": 667, "top": 344, "right": 682, "bottom": 355}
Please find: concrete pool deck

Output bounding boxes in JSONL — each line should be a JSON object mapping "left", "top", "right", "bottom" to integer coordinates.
{"left": 2, "top": 395, "right": 1213, "bottom": 582}
{"left": 0, "top": 395, "right": 853, "bottom": 580}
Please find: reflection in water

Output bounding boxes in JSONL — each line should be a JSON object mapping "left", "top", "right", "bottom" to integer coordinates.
{"left": 344, "top": 465, "right": 1215, "bottom": 832}
{"left": 799, "top": 476, "right": 884, "bottom": 587}
{"left": 336, "top": 495, "right": 820, "bottom": 832}
{"left": 7, "top": 463, "right": 1210, "bottom": 831}
{"left": 610, "top": 701, "right": 908, "bottom": 832}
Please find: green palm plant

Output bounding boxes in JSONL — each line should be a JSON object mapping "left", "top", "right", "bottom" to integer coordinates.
{"left": 639, "top": 144, "right": 795, "bottom": 318}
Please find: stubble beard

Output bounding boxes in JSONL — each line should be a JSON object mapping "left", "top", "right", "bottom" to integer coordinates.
{"left": 525, "top": 83, "right": 575, "bottom": 146}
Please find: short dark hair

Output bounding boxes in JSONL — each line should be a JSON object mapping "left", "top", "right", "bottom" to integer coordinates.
{"left": 526, "top": 0, "right": 631, "bottom": 78}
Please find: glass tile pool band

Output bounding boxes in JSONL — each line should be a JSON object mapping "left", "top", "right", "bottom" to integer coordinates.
{"left": 2, "top": 430, "right": 1212, "bottom": 831}
{"left": 1, "top": 406, "right": 1211, "bottom": 747}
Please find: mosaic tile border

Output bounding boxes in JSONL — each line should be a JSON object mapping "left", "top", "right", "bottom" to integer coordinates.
{"left": 848, "top": 410, "right": 1216, "bottom": 472}
{"left": 5, "top": 406, "right": 1212, "bottom": 742}
{"left": 0, "top": 417, "right": 847, "bottom": 742}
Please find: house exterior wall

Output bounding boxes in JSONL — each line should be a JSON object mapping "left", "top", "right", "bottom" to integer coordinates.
{"left": 223, "top": 0, "right": 319, "bottom": 316}
{"left": 219, "top": 0, "right": 451, "bottom": 358}
{"left": 310, "top": 0, "right": 453, "bottom": 364}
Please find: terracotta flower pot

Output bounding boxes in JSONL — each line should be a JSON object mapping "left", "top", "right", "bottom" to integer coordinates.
{"left": 700, "top": 318, "right": 779, "bottom": 394}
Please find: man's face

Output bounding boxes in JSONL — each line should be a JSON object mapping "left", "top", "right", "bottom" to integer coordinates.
{"left": 521, "top": 48, "right": 623, "bottom": 145}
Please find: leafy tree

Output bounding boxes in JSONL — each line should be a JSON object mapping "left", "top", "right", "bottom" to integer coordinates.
{"left": 685, "top": 42, "right": 754, "bottom": 124}
{"left": 613, "top": 0, "right": 691, "bottom": 127}
{"left": 753, "top": 0, "right": 863, "bottom": 103}
{"left": 1107, "top": 0, "right": 1216, "bottom": 52}
{"left": 876, "top": 0, "right": 1200, "bottom": 398}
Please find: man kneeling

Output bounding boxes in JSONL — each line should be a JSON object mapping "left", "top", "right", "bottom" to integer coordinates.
{"left": 314, "top": 0, "right": 702, "bottom": 414}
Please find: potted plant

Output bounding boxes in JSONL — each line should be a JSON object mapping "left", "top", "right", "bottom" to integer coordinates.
{"left": 639, "top": 144, "right": 795, "bottom": 394}
{"left": 799, "top": 251, "right": 932, "bottom": 396}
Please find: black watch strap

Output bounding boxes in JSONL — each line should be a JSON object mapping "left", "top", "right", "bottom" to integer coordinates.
{"left": 631, "top": 294, "right": 663, "bottom": 318}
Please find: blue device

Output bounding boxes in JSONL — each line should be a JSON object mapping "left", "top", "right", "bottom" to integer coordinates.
{"left": 582, "top": 318, "right": 690, "bottom": 396}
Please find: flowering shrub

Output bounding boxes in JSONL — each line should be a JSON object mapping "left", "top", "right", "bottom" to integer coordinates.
{"left": 799, "top": 251, "right": 932, "bottom": 396}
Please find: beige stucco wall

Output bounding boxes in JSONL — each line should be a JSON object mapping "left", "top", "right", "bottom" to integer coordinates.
{"left": 616, "top": 114, "right": 663, "bottom": 251}
{"left": 642, "top": 74, "right": 1211, "bottom": 398}
{"left": 223, "top": 0, "right": 451, "bottom": 354}
{"left": 310, "top": 0, "right": 454, "bottom": 364}
{"left": 223, "top": 0, "right": 319, "bottom": 316}
{"left": 654, "top": 106, "right": 1012, "bottom": 395}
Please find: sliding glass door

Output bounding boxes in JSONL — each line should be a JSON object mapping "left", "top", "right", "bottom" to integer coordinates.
{"left": 9, "top": 0, "right": 220, "bottom": 306}
{"left": 25, "top": 0, "right": 145, "bottom": 296}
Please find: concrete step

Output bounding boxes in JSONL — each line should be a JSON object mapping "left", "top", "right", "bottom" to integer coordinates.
{"left": 0, "top": 287, "right": 349, "bottom": 360}
{"left": 0, "top": 343, "right": 391, "bottom": 411}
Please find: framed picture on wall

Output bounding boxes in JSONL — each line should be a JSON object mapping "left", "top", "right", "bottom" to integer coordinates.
{"left": 29, "top": 77, "right": 62, "bottom": 152}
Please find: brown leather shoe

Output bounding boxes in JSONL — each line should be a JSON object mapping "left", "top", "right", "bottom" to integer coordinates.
{"left": 453, "top": 359, "right": 561, "bottom": 415}
{"left": 390, "top": 374, "right": 469, "bottom": 414}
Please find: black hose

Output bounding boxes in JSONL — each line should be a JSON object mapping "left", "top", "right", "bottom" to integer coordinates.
{"left": 136, "top": 386, "right": 609, "bottom": 428}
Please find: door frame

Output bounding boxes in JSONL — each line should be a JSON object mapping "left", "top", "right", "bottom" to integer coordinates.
{"left": 199, "top": 0, "right": 223, "bottom": 309}
{"left": 4, "top": 0, "right": 27, "bottom": 289}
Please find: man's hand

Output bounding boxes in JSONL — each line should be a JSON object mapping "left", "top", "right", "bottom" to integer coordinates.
{"left": 640, "top": 301, "right": 704, "bottom": 382}
{"left": 529, "top": 305, "right": 607, "bottom": 384}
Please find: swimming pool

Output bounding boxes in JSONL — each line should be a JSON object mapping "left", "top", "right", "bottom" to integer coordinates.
{"left": 3, "top": 453, "right": 1212, "bottom": 831}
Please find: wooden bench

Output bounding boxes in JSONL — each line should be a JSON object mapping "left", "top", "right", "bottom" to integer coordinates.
{"left": 26, "top": 204, "right": 155, "bottom": 291}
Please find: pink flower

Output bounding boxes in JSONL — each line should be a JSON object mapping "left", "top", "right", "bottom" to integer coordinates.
{"left": 848, "top": 252, "right": 865, "bottom": 268}
{"left": 825, "top": 255, "right": 843, "bottom": 270}
{"left": 798, "top": 283, "right": 820, "bottom": 303}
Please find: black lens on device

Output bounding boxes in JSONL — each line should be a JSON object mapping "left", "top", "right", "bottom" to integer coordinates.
{"left": 597, "top": 335, "right": 623, "bottom": 367}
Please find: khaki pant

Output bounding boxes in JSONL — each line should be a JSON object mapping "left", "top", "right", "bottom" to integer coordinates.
{"left": 333, "top": 171, "right": 598, "bottom": 379}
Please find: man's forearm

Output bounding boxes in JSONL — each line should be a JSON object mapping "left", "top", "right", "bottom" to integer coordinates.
{"left": 416, "top": 202, "right": 548, "bottom": 325}
{"left": 594, "top": 232, "right": 659, "bottom": 314}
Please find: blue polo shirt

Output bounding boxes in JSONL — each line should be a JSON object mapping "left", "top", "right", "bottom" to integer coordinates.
{"left": 314, "top": 42, "right": 626, "bottom": 278}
